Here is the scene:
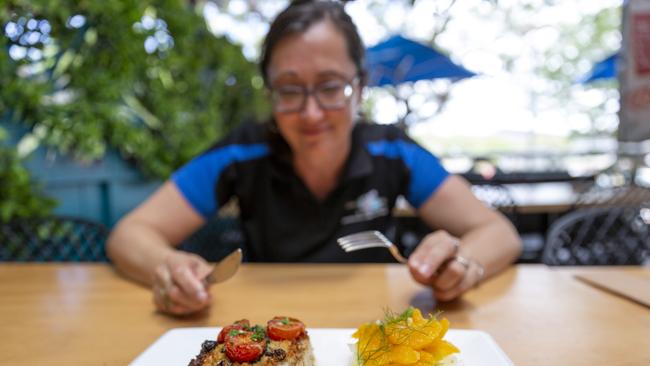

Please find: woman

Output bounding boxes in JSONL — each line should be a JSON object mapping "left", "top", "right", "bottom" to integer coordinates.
{"left": 107, "top": 0, "right": 521, "bottom": 316}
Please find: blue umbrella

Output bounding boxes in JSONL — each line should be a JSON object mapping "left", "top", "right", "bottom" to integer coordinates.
{"left": 579, "top": 52, "right": 618, "bottom": 83}
{"left": 365, "top": 35, "right": 476, "bottom": 87}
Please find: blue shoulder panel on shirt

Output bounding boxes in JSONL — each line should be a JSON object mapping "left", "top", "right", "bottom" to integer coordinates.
{"left": 171, "top": 143, "right": 269, "bottom": 218}
{"left": 367, "top": 140, "right": 449, "bottom": 208}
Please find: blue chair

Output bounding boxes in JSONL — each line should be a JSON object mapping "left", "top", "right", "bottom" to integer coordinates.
{"left": 0, "top": 216, "right": 109, "bottom": 262}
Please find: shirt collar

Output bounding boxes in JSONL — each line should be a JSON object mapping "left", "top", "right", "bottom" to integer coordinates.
{"left": 267, "top": 119, "right": 374, "bottom": 182}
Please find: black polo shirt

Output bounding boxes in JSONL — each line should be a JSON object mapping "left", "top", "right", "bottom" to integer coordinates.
{"left": 172, "top": 120, "right": 449, "bottom": 262}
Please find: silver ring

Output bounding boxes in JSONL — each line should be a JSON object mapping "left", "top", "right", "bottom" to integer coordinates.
{"left": 454, "top": 255, "right": 471, "bottom": 270}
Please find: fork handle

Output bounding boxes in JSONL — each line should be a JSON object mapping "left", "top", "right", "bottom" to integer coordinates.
{"left": 389, "top": 245, "right": 408, "bottom": 264}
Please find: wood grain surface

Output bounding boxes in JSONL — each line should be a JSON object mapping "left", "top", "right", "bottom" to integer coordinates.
{"left": 0, "top": 264, "right": 648, "bottom": 366}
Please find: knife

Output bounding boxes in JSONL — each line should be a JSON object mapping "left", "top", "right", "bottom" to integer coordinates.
{"left": 203, "top": 248, "right": 242, "bottom": 285}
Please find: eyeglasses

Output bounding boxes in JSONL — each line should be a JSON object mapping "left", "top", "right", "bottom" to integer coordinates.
{"left": 270, "top": 77, "right": 358, "bottom": 113}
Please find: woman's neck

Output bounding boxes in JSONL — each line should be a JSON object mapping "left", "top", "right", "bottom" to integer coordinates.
{"left": 293, "top": 141, "right": 350, "bottom": 201}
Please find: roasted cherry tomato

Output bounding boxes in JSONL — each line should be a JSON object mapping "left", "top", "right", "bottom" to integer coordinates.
{"left": 217, "top": 319, "right": 251, "bottom": 344}
{"left": 267, "top": 316, "right": 305, "bottom": 341}
{"left": 225, "top": 331, "right": 267, "bottom": 363}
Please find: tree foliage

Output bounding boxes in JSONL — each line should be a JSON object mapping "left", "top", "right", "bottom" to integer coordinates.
{"left": 1, "top": 0, "right": 269, "bottom": 180}
{"left": 353, "top": 0, "right": 621, "bottom": 141}
{"left": 465, "top": 0, "right": 621, "bottom": 138}
{"left": 0, "top": 126, "right": 55, "bottom": 222}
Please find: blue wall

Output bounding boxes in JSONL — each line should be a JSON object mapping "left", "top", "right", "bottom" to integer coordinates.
{"left": 2, "top": 122, "right": 162, "bottom": 227}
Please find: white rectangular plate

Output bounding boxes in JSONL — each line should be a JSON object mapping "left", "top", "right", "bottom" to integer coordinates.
{"left": 130, "top": 328, "right": 513, "bottom": 366}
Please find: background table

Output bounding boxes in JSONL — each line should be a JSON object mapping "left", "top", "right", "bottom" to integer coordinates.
{"left": 0, "top": 264, "right": 648, "bottom": 365}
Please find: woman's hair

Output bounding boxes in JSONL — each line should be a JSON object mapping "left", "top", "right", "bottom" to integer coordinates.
{"left": 260, "top": 0, "right": 366, "bottom": 86}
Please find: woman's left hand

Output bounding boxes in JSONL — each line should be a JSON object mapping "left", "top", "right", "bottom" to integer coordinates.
{"left": 407, "top": 230, "right": 484, "bottom": 301}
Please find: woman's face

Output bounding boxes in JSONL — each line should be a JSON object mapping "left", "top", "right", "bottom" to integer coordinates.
{"left": 266, "top": 20, "right": 361, "bottom": 158}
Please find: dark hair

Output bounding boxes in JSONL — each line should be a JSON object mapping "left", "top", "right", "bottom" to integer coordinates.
{"left": 260, "top": 0, "right": 366, "bottom": 86}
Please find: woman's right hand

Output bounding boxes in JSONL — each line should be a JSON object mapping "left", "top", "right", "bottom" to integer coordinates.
{"left": 152, "top": 251, "right": 213, "bottom": 316}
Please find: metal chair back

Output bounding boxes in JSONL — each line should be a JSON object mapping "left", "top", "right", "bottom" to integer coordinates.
{"left": 0, "top": 216, "right": 109, "bottom": 262}
{"left": 543, "top": 206, "right": 650, "bottom": 265}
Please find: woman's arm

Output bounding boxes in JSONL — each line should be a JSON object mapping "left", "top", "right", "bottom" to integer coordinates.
{"left": 106, "top": 180, "right": 212, "bottom": 314}
{"left": 408, "top": 175, "right": 522, "bottom": 300}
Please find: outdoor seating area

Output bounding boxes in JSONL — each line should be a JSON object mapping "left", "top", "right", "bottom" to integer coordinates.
{"left": 1, "top": 1, "right": 649, "bottom": 366}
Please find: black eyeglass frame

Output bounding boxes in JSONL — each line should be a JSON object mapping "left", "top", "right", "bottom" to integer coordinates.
{"left": 269, "top": 76, "right": 360, "bottom": 113}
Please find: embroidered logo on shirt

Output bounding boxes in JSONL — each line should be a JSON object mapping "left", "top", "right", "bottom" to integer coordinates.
{"left": 341, "top": 189, "right": 389, "bottom": 225}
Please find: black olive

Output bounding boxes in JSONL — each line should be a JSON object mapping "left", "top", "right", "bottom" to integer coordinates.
{"left": 201, "top": 340, "right": 217, "bottom": 353}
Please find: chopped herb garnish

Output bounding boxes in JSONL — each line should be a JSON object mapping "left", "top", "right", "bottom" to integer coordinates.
{"left": 251, "top": 325, "right": 266, "bottom": 342}
{"left": 281, "top": 317, "right": 290, "bottom": 325}
{"left": 228, "top": 329, "right": 242, "bottom": 337}
{"left": 383, "top": 306, "right": 414, "bottom": 325}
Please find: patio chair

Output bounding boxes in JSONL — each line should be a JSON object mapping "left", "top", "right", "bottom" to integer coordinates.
{"left": 471, "top": 183, "right": 512, "bottom": 216}
{"left": 471, "top": 183, "right": 519, "bottom": 223}
{"left": 0, "top": 216, "right": 110, "bottom": 262}
{"left": 542, "top": 205, "right": 650, "bottom": 265}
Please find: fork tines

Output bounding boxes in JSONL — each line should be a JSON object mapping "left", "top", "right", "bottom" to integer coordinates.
{"left": 337, "top": 230, "right": 390, "bottom": 252}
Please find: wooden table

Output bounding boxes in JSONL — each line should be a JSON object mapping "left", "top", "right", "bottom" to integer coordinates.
{"left": 0, "top": 264, "right": 648, "bottom": 366}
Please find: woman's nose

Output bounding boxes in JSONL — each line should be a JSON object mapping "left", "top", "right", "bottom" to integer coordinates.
{"left": 300, "top": 93, "right": 325, "bottom": 121}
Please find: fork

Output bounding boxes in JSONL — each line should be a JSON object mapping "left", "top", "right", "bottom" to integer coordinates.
{"left": 337, "top": 230, "right": 407, "bottom": 263}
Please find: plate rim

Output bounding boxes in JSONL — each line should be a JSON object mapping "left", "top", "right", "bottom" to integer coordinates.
{"left": 130, "top": 327, "right": 514, "bottom": 366}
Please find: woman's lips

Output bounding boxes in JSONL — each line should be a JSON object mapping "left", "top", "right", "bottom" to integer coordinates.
{"left": 300, "top": 126, "right": 329, "bottom": 136}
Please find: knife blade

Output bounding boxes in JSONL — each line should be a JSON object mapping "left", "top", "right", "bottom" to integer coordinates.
{"left": 203, "top": 248, "right": 242, "bottom": 285}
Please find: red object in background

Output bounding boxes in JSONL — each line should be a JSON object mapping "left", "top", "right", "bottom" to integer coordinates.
{"left": 632, "top": 13, "right": 650, "bottom": 75}
{"left": 626, "top": 85, "right": 650, "bottom": 110}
